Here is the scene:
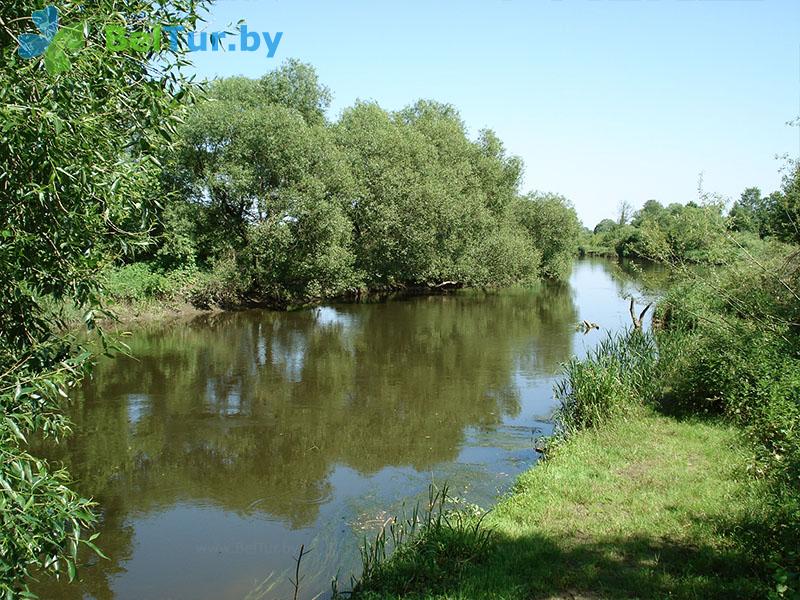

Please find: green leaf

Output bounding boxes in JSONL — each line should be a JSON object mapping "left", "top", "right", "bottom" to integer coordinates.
{"left": 83, "top": 540, "right": 109, "bottom": 560}
{"left": 44, "top": 47, "right": 70, "bottom": 76}
{"left": 53, "top": 26, "right": 85, "bottom": 52}
{"left": 6, "top": 418, "right": 27, "bottom": 444}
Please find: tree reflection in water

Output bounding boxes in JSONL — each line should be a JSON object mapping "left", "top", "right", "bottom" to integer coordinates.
{"left": 31, "top": 260, "right": 657, "bottom": 600}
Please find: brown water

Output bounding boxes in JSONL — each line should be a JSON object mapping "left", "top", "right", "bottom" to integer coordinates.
{"left": 32, "top": 258, "right": 663, "bottom": 600}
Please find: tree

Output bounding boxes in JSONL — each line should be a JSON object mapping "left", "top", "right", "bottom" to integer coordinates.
{"left": 729, "top": 187, "right": 764, "bottom": 234}
{"left": 167, "top": 70, "right": 581, "bottom": 304}
{"left": 0, "top": 0, "right": 206, "bottom": 593}
{"left": 259, "top": 58, "right": 332, "bottom": 126}
{"left": 768, "top": 165, "right": 800, "bottom": 244}
{"left": 176, "top": 69, "right": 352, "bottom": 265}
{"left": 617, "top": 200, "right": 633, "bottom": 225}
{"left": 612, "top": 201, "right": 728, "bottom": 263}
{"left": 333, "top": 99, "right": 541, "bottom": 287}
{"left": 514, "top": 193, "right": 581, "bottom": 278}
{"left": 632, "top": 199, "right": 665, "bottom": 227}
{"left": 594, "top": 219, "right": 618, "bottom": 234}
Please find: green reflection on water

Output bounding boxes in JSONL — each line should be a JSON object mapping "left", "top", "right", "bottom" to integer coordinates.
{"left": 32, "top": 260, "right": 655, "bottom": 600}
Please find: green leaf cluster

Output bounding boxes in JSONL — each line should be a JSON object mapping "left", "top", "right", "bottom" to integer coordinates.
{"left": 0, "top": 0, "right": 206, "bottom": 594}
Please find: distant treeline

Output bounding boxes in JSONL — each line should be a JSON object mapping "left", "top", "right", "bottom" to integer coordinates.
{"left": 112, "top": 60, "right": 581, "bottom": 307}
{"left": 579, "top": 174, "right": 800, "bottom": 263}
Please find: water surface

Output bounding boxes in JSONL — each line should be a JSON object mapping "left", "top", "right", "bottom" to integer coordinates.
{"left": 33, "top": 258, "right": 662, "bottom": 600}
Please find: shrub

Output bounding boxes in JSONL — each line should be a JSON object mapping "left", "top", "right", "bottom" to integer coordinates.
{"left": 186, "top": 255, "right": 245, "bottom": 308}
{"left": 105, "top": 263, "right": 166, "bottom": 301}
{"left": 241, "top": 198, "right": 358, "bottom": 304}
{"left": 513, "top": 193, "right": 581, "bottom": 279}
{"left": 104, "top": 263, "right": 199, "bottom": 303}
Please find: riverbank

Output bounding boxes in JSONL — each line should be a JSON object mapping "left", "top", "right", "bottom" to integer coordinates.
{"left": 89, "top": 271, "right": 471, "bottom": 328}
{"left": 353, "top": 246, "right": 800, "bottom": 599}
{"left": 54, "top": 296, "right": 219, "bottom": 331}
{"left": 354, "top": 408, "right": 771, "bottom": 599}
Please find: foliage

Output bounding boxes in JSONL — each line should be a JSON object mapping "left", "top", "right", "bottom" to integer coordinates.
{"left": 593, "top": 218, "right": 618, "bottom": 234}
{"left": 513, "top": 192, "right": 581, "bottom": 278}
{"left": 0, "top": 0, "right": 205, "bottom": 593}
{"left": 333, "top": 99, "right": 537, "bottom": 289}
{"left": 135, "top": 72, "right": 583, "bottom": 307}
{"left": 657, "top": 248, "right": 800, "bottom": 467}
{"left": 722, "top": 169, "right": 800, "bottom": 245}
{"left": 258, "top": 58, "right": 332, "bottom": 126}
{"left": 615, "top": 200, "right": 729, "bottom": 263}
{"left": 243, "top": 198, "right": 357, "bottom": 304}
{"left": 103, "top": 263, "right": 199, "bottom": 303}
{"left": 582, "top": 167, "right": 800, "bottom": 264}
{"left": 553, "top": 330, "right": 658, "bottom": 434}
{"left": 153, "top": 199, "right": 200, "bottom": 270}
{"left": 769, "top": 164, "right": 800, "bottom": 245}
{"left": 174, "top": 72, "right": 351, "bottom": 263}
{"left": 730, "top": 187, "right": 769, "bottom": 235}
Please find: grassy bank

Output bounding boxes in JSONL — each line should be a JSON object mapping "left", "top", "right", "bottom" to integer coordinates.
{"left": 355, "top": 408, "right": 770, "bottom": 599}
{"left": 92, "top": 261, "right": 529, "bottom": 325}
{"left": 353, "top": 245, "right": 799, "bottom": 600}
{"left": 48, "top": 264, "right": 219, "bottom": 329}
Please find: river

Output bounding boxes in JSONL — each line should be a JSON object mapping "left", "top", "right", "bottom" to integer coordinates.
{"left": 32, "top": 258, "right": 664, "bottom": 600}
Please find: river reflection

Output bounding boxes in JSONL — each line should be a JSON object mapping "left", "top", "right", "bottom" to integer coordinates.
{"left": 31, "top": 259, "right": 660, "bottom": 600}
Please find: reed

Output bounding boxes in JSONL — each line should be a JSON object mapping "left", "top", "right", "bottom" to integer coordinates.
{"left": 553, "top": 329, "right": 658, "bottom": 435}
{"left": 351, "top": 484, "right": 493, "bottom": 597}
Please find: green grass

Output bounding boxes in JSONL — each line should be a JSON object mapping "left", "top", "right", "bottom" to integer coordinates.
{"left": 354, "top": 408, "right": 772, "bottom": 599}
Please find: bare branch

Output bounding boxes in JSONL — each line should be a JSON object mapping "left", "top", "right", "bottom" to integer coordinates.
{"left": 639, "top": 302, "right": 653, "bottom": 324}
{"left": 629, "top": 298, "right": 651, "bottom": 330}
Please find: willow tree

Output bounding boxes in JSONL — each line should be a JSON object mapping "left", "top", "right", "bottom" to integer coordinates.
{"left": 0, "top": 0, "right": 205, "bottom": 593}
{"left": 334, "top": 100, "right": 542, "bottom": 288}
{"left": 175, "top": 68, "right": 358, "bottom": 302}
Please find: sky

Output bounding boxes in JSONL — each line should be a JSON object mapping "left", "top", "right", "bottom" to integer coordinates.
{"left": 186, "top": 0, "right": 800, "bottom": 228}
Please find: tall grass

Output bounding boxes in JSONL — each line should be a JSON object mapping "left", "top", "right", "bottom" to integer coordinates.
{"left": 350, "top": 484, "right": 493, "bottom": 597}
{"left": 553, "top": 329, "right": 658, "bottom": 435}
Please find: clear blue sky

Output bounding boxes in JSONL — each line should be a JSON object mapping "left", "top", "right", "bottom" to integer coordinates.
{"left": 188, "top": 0, "right": 800, "bottom": 227}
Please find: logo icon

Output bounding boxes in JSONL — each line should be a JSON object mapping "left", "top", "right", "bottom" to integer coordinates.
{"left": 17, "top": 5, "right": 83, "bottom": 74}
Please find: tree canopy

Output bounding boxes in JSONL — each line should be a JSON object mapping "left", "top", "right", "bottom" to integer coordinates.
{"left": 580, "top": 167, "right": 800, "bottom": 264}
{"left": 157, "top": 67, "right": 581, "bottom": 306}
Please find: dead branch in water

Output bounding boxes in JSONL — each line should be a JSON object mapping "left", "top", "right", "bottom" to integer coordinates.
{"left": 629, "top": 298, "right": 652, "bottom": 330}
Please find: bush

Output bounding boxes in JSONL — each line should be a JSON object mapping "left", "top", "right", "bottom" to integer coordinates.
{"left": 241, "top": 198, "right": 358, "bottom": 304}
{"left": 185, "top": 255, "right": 245, "bottom": 308}
{"left": 513, "top": 193, "right": 581, "bottom": 279}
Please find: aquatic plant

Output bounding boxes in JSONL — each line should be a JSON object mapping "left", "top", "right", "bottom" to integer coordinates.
{"left": 351, "top": 484, "right": 493, "bottom": 597}
{"left": 553, "top": 328, "right": 659, "bottom": 435}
